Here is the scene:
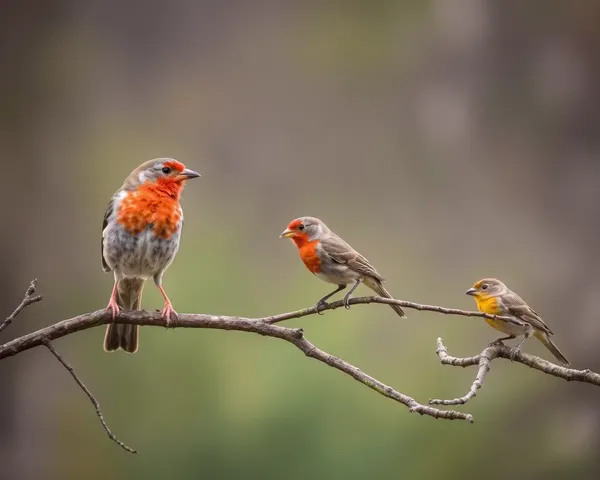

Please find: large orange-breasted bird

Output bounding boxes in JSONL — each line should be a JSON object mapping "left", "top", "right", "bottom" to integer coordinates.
{"left": 101, "top": 158, "right": 200, "bottom": 353}
{"left": 280, "top": 217, "right": 405, "bottom": 318}
{"left": 466, "top": 278, "right": 569, "bottom": 365}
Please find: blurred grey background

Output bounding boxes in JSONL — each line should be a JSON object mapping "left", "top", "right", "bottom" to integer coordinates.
{"left": 1, "top": 0, "right": 600, "bottom": 478}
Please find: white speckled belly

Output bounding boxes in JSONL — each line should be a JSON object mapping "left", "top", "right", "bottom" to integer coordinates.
{"left": 103, "top": 223, "right": 181, "bottom": 279}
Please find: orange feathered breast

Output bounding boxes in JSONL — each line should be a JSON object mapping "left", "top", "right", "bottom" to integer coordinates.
{"left": 291, "top": 235, "right": 322, "bottom": 274}
{"left": 116, "top": 181, "right": 182, "bottom": 239}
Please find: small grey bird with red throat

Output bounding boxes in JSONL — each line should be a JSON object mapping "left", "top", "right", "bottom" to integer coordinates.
{"left": 280, "top": 216, "right": 406, "bottom": 318}
{"left": 101, "top": 158, "right": 200, "bottom": 353}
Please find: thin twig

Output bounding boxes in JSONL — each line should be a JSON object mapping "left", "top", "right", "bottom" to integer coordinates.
{"left": 43, "top": 341, "right": 137, "bottom": 454}
{"left": 261, "top": 295, "right": 524, "bottom": 326}
{"left": 0, "top": 279, "right": 43, "bottom": 333}
{"left": 430, "top": 339, "right": 498, "bottom": 405}
{"left": 430, "top": 337, "right": 600, "bottom": 405}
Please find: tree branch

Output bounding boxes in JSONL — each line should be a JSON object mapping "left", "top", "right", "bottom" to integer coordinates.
{"left": 430, "top": 337, "right": 600, "bottom": 405}
{"left": 3, "top": 281, "right": 600, "bottom": 453}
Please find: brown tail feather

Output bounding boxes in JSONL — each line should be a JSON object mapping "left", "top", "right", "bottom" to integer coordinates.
{"left": 537, "top": 331, "right": 569, "bottom": 366}
{"left": 363, "top": 277, "right": 406, "bottom": 318}
{"left": 104, "top": 278, "right": 145, "bottom": 353}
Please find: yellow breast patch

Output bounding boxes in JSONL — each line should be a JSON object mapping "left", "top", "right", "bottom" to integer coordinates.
{"left": 474, "top": 295, "right": 502, "bottom": 315}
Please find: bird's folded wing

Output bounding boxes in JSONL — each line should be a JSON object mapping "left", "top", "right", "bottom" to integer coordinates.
{"left": 319, "top": 235, "right": 384, "bottom": 281}
{"left": 503, "top": 291, "right": 553, "bottom": 334}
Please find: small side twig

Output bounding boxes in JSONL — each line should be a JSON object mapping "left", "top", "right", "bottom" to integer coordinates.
{"left": 430, "top": 338, "right": 498, "bottom": 405}
{"left": 0, "top": 279, "right": 43, "bottom": 333}
{"left": 43, "top": 341, "right": 137, "bottom": 454}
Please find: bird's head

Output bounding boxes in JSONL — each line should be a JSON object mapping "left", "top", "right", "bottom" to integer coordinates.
{"left": 466, "top": 278, "right": 507, "bottom": 298}
{"left": 124, "top": 158, "right": 200, "bottom": 193}
{"left": 280, "top": 217, "right": 328, "bottom": 244}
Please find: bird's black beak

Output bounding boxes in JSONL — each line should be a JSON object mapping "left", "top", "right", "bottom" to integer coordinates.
{"left": 465, "top": 288, "right": 477, "bottom": 296}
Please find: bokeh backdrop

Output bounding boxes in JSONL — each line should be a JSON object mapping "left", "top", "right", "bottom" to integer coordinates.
{"left": 1, "top": 1, "right": 600, "bottom": 478}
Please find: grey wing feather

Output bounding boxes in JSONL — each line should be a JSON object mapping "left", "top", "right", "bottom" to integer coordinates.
{"left": 320, "top": 235, "right": 384, "bottom": 281}
{"left": 503, "top": 291, "right": 553, "bottom": 334}
{"left": 101, "top": 198, "right": 114, "bottom": 272}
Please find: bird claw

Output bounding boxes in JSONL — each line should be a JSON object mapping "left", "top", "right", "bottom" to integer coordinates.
{"left": 106, "top": 300, "right": 120, "bottom": 320}
{"left": 315, "top": 301, "right": 328, "bottom": 315}
{"left": 343, "top": 297, "right": 351, "bottom": 310}
{"left": 509, "top": 347, "right": 520, "bottom": 362}
{"left": 488, "top": 340, "right": 504, "bottom": 347}
{"left": 161, "top": 303, "right": 179, "bottom": 328}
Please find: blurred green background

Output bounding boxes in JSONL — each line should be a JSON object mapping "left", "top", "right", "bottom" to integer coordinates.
{"left": 1, "top": 0, "right": 600, "bottom": 478}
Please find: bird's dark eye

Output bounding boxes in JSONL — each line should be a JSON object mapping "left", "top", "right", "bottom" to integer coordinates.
{"left": 298, "top": 224, "right": 305, "bottom": 231}
{"left": 162, "top": 167, "right": 172, "bottom": 174}
{"left": 481, "top": 284, "right": 488, "bottom": 290}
